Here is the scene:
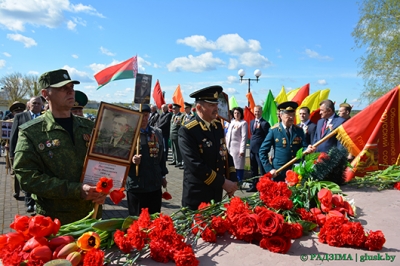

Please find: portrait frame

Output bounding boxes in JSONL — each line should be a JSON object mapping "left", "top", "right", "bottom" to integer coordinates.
{"left": 88, "top": 102, "right": 143, "bottom": 164}
{"left": 217, "top": 92, "right": 230, "bottom": 121}
{"left": 80, "top": 157, "right": 129, "bottom": 189}
{"left": 134, "top": 73, "right": 152, "bottom": 104}
{"left": 1, "top": 121, "right": 13, "bottom": 140}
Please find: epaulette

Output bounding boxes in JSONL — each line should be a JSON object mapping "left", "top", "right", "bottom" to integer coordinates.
{"left": 213, "top": 119, "right": 221, "bottom": 124}
{"left": 270, "top": 123, "right": 279, "bottom": 129}
{"left": 19, "top": 116, "right": 44, "bottom": 130}
{"left": 185, "top": 120, "right": 199, "bottom": 130}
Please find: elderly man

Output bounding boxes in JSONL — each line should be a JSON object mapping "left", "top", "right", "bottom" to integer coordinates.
{"left": 71, "top": 90, "right": 88, "bottom": 117}
{"left": 259, "top": 101, "right": 315, "bottom": 182}
{"left": 313, "top": 100, "right": 346, "bottom": 153}
{"left": 178, "top": 85, "right": 238, "bottom": 210}
{"left": 127, "top": 104, "right": 168, "bottom": 216}
{"left": 148, "top": 104, "right": 160, "bottom": 127}
{"left": 9, "top": 96, "right": 42, "bottom": 212}
{"left": 13, "top": 69, "right": 106, "bottom": 224}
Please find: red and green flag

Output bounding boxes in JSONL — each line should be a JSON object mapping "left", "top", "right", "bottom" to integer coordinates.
{"left": 94, "top": 56, "right": 138, "bottom": 90}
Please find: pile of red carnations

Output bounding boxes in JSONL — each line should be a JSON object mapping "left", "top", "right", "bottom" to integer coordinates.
{"left": 112, "top": 209, "right": 198, "bottom": 265}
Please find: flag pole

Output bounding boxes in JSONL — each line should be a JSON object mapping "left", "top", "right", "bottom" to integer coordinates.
{"left": 136, "top": 104, "right": 142, "bottom": 175}
{"left": 276, "top": 128, "right": 339, "bottom": 174}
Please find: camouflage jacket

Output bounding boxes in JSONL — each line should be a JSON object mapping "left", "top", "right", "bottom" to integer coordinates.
{"left": 14, "top": 110, "right": 95, "bottom": 224}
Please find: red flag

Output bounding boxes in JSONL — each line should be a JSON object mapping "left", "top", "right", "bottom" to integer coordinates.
{"left": 244, "top": 106, "right": 255, "bottom": 139}
{"left": 336, "top": 86, "right": 400, "bottom": 176}
{"left": 152, "top": 80, "right": 165, "bottom": 108}
{"left": 292, "top": 83, "right": 310, "bottom": 124}
{"left": 94, "top": 56, "right": 137, "bottom": 89}
{"left": 309, "top": 108, "right": 321, "bottom": 124}
{"left": 292, "top": 83, "right": 310, "bottom": 106}
{"left": 172, "top": 84, "right": 185, "bottom": 112}
{"left": 246, "top": 92, "right": 256, "bottom": 113}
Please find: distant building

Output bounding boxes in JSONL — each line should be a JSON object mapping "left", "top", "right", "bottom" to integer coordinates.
{"left": 86, "top": 101, "right": 100, "bottom": 109}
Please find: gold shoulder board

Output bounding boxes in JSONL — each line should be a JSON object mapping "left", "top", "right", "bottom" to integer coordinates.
{"left": 185, "top": 120, "right": 199, "bottom": 129}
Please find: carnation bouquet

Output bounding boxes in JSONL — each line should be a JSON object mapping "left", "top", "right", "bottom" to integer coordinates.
{"left": 0, "top": 152, "right": 387, "bottom": 265}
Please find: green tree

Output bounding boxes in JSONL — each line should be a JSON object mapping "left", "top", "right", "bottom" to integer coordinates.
{"left": 352, "top": 0, "right": 400, "bottom": 104}
{"left": 0, "top": 72, "right": 38, "bottom": 105}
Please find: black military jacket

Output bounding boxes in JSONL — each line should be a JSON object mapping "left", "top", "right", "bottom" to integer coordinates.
{"left": 178, "top": 115, "right": 237, "bottom": 209}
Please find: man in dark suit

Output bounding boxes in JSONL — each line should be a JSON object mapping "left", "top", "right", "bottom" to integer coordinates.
{"left": 313, "top": 100, "right": 346, "bottom": 153}
{"left": 247, "top": 105, "right": 270, "bottom": 192}
{"left": 178, "top": 85, "right": 238, "bottom": 210}
{"left": 156, "top": 103, "right": 173, "bottom": 162}
{"left": 148, "top": 105, "right": 160, "bottom": 127}
{"left": 259, "top": 101, "right": 315, "bottom": 182}
{"left": 10, "top": 96, "right": 42, "bottom": 212}
{"left": 298, "top": 106, "right": 316, "bottom": 145}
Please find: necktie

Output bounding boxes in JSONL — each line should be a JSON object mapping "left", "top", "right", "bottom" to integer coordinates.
{"left": 253, "top": 120, "right": 258, "bottom": 130}
{"left": 321, "top": 119, "right": 328, "bottom": 135}
{"left": 286, "top": 127, "right": 291, "bottom": 140}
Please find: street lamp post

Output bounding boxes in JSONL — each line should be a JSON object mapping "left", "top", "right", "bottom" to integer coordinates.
{"left": 238, "top": 69, "right": 262, "bottom": 107}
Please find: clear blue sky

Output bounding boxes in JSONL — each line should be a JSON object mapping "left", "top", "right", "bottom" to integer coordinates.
{"left": 0, "top": 0, "right": 367, "bottom": 109}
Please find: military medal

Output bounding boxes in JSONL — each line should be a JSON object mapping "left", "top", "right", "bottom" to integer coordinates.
{"left": 46, "top": 140, "right": 52, "bottom": 147}
{"left": 198, "top": 144, "right": 203, "bottom": 154}
{"left": 282, "top": 138, "right": 287, "bottom": 148}
{"left": 148, "top": 133, "right": 159, "bottom": 158}
{"left": 38, "top": 143, "right": 45, "bottom": 150}
{"left": 275, "top": 138, "right": 279, "bottom": 143}
{"left": 52, "top": 139, "right": 60, "bottom": 147}
{"left": 48, "top": 151, "right": 53, "bottom": 158}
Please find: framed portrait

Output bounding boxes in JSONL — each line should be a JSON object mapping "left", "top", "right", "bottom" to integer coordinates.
{"left": 217, "top": 92, "right": 230, "bottom": 121}
{"left": 134, "top": 73, "right": 152, "bottom": 104}
{"left": 1, "top": 121, "right": 13, "bottom": 140}
{"left": 88, "top": 102, "right": 143, "bottom": 164}
{"left": 80, "top": 157, "right": 129, "bottom": 189}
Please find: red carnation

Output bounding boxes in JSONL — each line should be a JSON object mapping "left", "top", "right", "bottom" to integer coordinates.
{"left": 316, "top": 152, "right": 330, "bottom": 163}
{"left": 282, "top": 222, "right": 303, "bottom": 239}
{"left": 211, "top": 216, "right": 230, "bottom": 235}
{"left": 173, "top": 246, "right": 199, "bottom": 266}
{"left": 83, "top": 247, "right": 104, "bottom": 266}
{"left": 269, "top": 196, "right": 293, "bottom": 210}
{"left": 341, "top": 222, "right": 366, "bottom": 247}
{"left": 201, "top": 227, "right": 217, "bottom": 243}
{"left": 162, "top": 191, "right": 172, "bottom": 200}
{"left": 365, "top": 230, "right": 386, "bottom": 251}
{"left": 259, "top": 236, "right": 291, "bottom": 253}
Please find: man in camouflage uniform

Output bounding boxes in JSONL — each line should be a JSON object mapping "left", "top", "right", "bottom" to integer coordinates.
{"left": 179, "top": 85, "right": 238, "bottom": 210}
{"left": 14, "top": 69, "right": 106, "bottom": 224}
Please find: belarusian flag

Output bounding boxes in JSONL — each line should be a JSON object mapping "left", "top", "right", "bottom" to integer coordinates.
{"left": 94, "top": 56, "right": 138, "bottom": 89}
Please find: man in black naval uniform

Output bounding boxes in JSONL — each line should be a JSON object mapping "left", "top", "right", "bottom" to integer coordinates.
{"left": 178, "top": 85, "right": 238, "bottom": 210}
{"left": 259, "top": 101, "right": 315, "bottom": 182}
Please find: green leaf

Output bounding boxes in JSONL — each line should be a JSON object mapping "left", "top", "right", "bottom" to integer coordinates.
{"left": 296, "top": 148, "right": 304, "bottom": 160}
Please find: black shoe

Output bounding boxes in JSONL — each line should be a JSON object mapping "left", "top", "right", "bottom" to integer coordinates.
{"left": 246, "top": 186, "right": 258, "bottom": 193}
{"left": 179, "top": 166, "right": 184, "bottom": 170}
{"left": 27, "top": 205, "right": 35, "bottom": 213}
{"left": 168, "top": 162, "right": 176, "bottom": 165}
{"left": 175, "top": 163, "right": 183, "bottom": 167}
{"left": 13, "top": 193, "right": 19, "bottom": 199}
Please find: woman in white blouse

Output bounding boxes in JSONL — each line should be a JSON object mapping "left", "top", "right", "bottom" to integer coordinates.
{"left": 225, "top": 107, "right": 248, "bottom": 182}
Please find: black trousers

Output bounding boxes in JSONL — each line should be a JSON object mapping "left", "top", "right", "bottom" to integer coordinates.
{"left": 126, "top": 189, "right": 162, "bottom": 216}
{"left": 250, "top": 149, "right": 266, "bottom": 184}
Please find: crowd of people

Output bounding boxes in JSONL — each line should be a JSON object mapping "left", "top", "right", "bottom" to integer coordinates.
{"left": 0, "top": 68, "right": 353, "bottom": 223}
